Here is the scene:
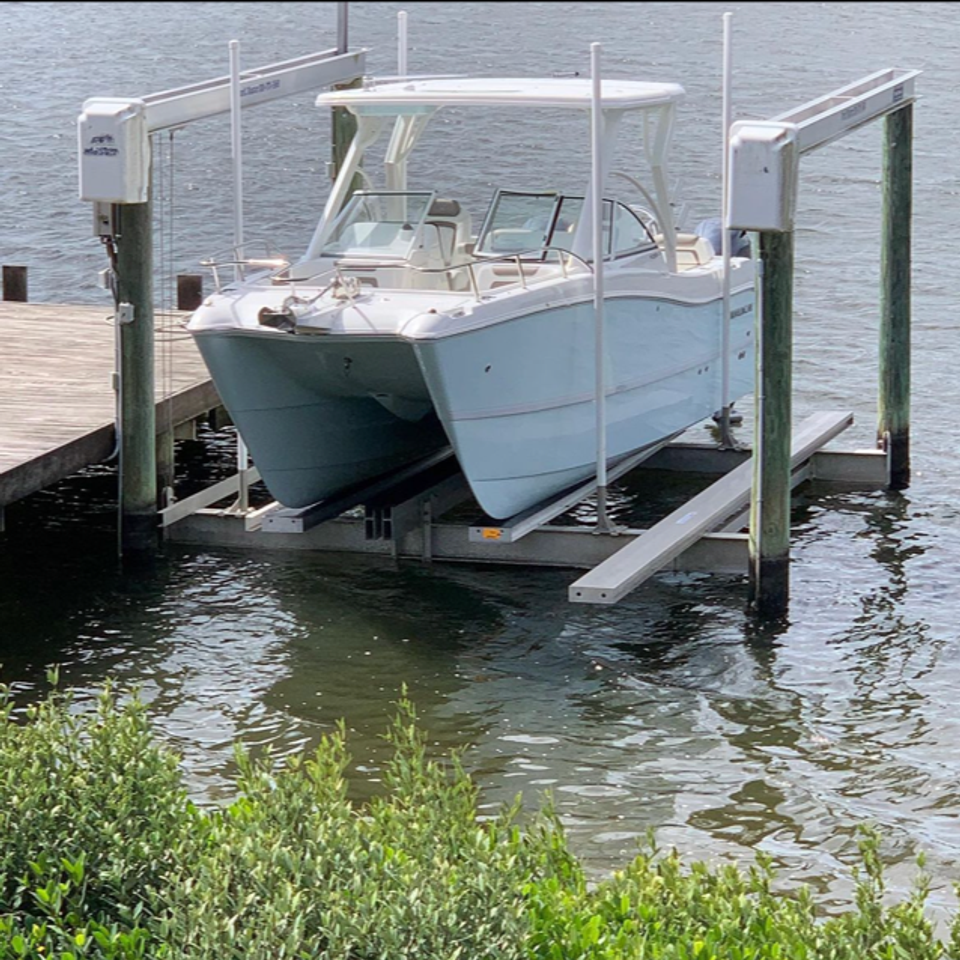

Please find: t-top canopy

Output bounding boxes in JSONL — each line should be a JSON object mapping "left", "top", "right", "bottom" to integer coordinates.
{"left": 316, "top": 76, "right": 684, "bottom": 114}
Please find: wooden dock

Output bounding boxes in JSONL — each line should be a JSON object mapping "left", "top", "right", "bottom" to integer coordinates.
{"left": 0, "top": 302, "right": 219, "bottom": 509}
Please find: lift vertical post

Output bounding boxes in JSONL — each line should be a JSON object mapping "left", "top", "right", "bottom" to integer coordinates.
{"left": 115, "top": 199, "right": 157, "bottom": 554}
{"left": 749, "top": 229, "right": 794, "bottom": 617}
{"left": 727, "top": 120, "right": 799, "bottom": 619}
{"left": 879, "top": 102, "right": 912, "bottom": 490}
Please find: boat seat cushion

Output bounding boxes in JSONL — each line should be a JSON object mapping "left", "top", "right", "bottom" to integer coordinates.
{"left": 655, "top": 232, "right": 716, "bottom": 269}
{"left": 428, "top": 198, "right": 462, "bottom": 218}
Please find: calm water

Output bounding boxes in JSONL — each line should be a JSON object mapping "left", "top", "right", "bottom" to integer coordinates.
{"left": 3, "top": 0, "right": 960, "bottom": 920}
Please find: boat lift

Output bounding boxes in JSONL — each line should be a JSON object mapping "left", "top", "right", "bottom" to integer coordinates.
{"left": 75, "top": 6, "right": 916, "bottom": 616}
{"left": 77, "top": 4, "right": 365, "bottom": 555}
{"left": 167, "top": 63, "right": 916, "bottom": 618}
{"left": 166, "top": 410, "right": 886, "bottom": 579}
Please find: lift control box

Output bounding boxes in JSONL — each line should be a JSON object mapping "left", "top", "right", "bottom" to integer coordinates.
{"left": 727, "top": 121, "right": 799, "bottom": 232}
{"left": 78, "top": 98, "right": 150, "bottom": 204}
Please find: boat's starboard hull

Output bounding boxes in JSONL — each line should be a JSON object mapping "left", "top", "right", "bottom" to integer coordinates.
{"left": 413, "top": 292, "right": 754, "bottom": 519}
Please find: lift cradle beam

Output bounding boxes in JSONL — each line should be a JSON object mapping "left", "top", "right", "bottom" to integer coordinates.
{"left": 78, "top": 47, "right": 367, "bottom": 204}
{"left": 771, "top": 68, "right": 919, "bottom": 156}
{"left": 567, "top": 411, "right": 854, "bottom": 605}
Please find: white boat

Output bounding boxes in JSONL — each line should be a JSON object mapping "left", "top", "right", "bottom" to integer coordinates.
{"left": 187, "top": 76, "right": 755, "bottom": 520}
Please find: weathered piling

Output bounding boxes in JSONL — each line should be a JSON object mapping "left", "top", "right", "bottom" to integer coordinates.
{"left": 177, "top": 274, "right": 204, "bottom": 311}
{"left": 748, "top": 230, "right": 794, "bottom": 619}
{"left": 115, "top": 201, "right": 157, "bottom": 555}
{"left": 878, "top": 103, "right": 912, "bottom": 490}
{"left": 330, "top": 80, "right": 361, "bottom": 195}
{"left": 2, "top": 266, "right": 27, "bottom": 302}
{"left": 330, "top": 3, "right": 356, "bottom": 190}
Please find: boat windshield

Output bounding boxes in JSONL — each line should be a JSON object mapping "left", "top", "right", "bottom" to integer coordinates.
{"left": 320, "top": 191, "right": 436, "bottom": 260}
{"left": 475, "top": 190, "right": 656, "bottom": 261}
{"left": 474, "top": 191, "right": 563, "bottom": 258}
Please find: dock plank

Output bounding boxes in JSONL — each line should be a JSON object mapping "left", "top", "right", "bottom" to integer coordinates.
{"left": 0, "top": 302, "right": 218, "bottom": 506}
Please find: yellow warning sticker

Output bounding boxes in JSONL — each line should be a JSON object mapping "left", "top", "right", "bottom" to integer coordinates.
{"left": 481, "top": 528, "right": 502, "bottom": 540}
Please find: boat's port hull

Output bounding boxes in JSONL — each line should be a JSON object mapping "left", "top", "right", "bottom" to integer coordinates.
{"left": 193, "top": 331, "right": 447, "bottom": 508}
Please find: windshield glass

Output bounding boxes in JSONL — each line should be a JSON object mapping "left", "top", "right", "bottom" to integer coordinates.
{"left": 320, "top": 191, "right": 435, "bottom": 259}
{"left": 474, "top": 191, "right": 562, "bottom": 258}
{"left": 474, "top": 191, "right": 655, "bottom": 261}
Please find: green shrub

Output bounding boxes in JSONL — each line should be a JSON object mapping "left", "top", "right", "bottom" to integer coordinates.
{"left": 523, "top": 832, "right": 947, "bottom": 960}
{"left": 0, "top": 676, "right": 958, "bottom": 959}
{"left": 152, "top": 702, "right": 570, "bottom": 959}
{"left": 0, "top": 673, "right": 187, "bottom": 957}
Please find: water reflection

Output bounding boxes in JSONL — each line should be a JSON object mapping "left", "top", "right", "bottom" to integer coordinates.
{"left": 0, "top": 421, "right": 958, "bottom": 919}
{"left": 3, "top": 455, "right": 960, "bottom": 920}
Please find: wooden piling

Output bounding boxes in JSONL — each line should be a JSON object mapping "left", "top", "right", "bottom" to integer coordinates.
{"left": 878, "top": 103, "right": 912, "bottom": 490}
{"left": 330, "top": 79, "right": 362, "bottom": 196}
{"left": 329, "top": 6, "right": 361, "bottom": 197}
{"left": 2, "top": 266, "right": 27, "bottom": 302}
{"left": 177, "top": 274, "right": 203, "bottom": 311}
{"left": 156, "top": 430, "right": 175, "bottom": 508}
{"left": 115, "top": 201, "right": 157, "bottom": 554}
{"left": 748, "top": 229, "right": 794, "bottom": 619}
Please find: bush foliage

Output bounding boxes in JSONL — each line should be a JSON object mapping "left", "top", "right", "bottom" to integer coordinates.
{"left": 0, "top": 676, "right": 958, "bottom": 959}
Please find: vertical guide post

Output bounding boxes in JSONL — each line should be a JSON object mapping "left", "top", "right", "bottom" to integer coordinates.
{"left": 590, "top": 42, "right": 613, "bottom": 533}
{"left": 229, "top": 41, "right": 245, "bottom": 277}
{"left": 878, "top": 102, "right": 912, "bottom": 490}
{"left": 718, "top": 12, "right": 736, "bottom": 447}
{"left": 229, "top": 39, "right": 250, "bottom": 512}
{"left": 337, "top": 1, "right": 348, "bottom": 55}
{"left": 398, "top": 10, "right": 408, "bottom": 76}
{"left": 748, "top": 229, "right": 794, "bottom": 618}
{"left": 116, "top": 200, "right": 156, "bottom": 555}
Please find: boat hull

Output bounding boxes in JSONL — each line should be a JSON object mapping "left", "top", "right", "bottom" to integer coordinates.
{"left": 413, "top": 292, "right": 754, "bottom": 519}
{"left": 193, "top": 331, "right": 448, "bottom": 508}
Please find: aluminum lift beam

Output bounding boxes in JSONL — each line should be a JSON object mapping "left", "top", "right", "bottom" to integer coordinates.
{"left": 771, "top": 68, "right": 919, "bottom": 156}
{"left": 568, "top": 411, "right": 854, "bottom": 605}
{"left": 259, "top": 446, "right": 458, "bottom": 534}
{"left": 79, "top": 43, "right": 366, "bottom": 205}
{"left": 169, "top": 502, "right": 751, "bottom": 574}
{"left": 141, "top": 48, "right": 366, "bottom": 133}
{"left": 468, "top": 434, "right": 681, "bottom": 545}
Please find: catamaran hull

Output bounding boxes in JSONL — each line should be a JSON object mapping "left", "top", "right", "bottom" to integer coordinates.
{"left": 192, "top": 331, "right": 448, "bottom": 508}
{"left": 192, "top": 287, "right": 752, "bottom": 519}
{"left": 413, "top": 292, "right": 754, "bottom": 519}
